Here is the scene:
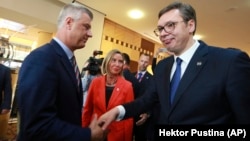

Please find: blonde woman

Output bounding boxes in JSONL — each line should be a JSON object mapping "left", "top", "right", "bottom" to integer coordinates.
{"left": 82, "top": 49, "right": 134, "bottom": 141}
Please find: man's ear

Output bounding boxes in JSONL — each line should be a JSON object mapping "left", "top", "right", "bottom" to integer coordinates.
{"left": 188, "top": 19, "right": 195, "bottom": 34}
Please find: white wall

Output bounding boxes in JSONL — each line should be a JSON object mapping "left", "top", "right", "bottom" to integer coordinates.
{"left": 0, "top": 0, "right": 106, "bottom": 69}
{"left": 73, "top": 1, "right": 105, "bottom": 69}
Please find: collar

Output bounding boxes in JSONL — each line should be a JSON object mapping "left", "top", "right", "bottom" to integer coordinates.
{"left": 174, "top": 39, "right": 200, "bottom": 64}
{"left": 138, "top": 71, "right": 146, "bottom": 75}
{"left": 53, "top": 37, "right": 74, "bottom": 60}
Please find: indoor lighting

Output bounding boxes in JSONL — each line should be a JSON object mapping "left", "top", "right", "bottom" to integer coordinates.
{"left": 128, "top": 9, "right": 144, "bottom": 19}
{"left": 0, "top": 18, "right": 26, "bottom": 33}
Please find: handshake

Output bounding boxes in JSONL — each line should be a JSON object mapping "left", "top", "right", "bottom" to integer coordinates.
{"left": 89, "top": 107, "right": 120, "bottom": 141}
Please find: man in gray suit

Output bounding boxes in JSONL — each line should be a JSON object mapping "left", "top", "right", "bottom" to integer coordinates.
{"left": 17, "top": 3, "right": 107, "bottom": 141}
{"left": 98, "top": 1, "right": 250, "bottom": 134}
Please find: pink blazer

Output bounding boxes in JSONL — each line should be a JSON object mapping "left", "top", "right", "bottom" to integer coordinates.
{"left": 82, "top": 75, "right": 134, "bottom": 141}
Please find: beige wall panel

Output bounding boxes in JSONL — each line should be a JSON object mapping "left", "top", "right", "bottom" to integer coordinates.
{"left": 133, "top": 36, "right": 141, "bottom": 48}
{"left": 36, "top": 31, "right": 53, "bottom": 48}
{"left": 103, "top": 21, "right": 115, "bottom": 36}
{"left": 130, "top": 51, "right": 140, "bottom": 62}
{"left": 122, "top": 47, "right": 132, "bottom": 54}
{"left": 101, "top": 19, "right": 164, "bottom": 68}
{"left": 123, "top": 32, "right": 134, "bottom": 44}
{"left": 101, "top": 40, "right": 113, "bottom": 52}
{"left": 115, "top": 46, "right": 124, "bottom": 52}
{"left": 114, "top": 28, "right": 125, "bottom": 40}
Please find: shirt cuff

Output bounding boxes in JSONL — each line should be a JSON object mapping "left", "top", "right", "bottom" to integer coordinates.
{"left": 116, "top": 105, "right": 125, "bottom": 121}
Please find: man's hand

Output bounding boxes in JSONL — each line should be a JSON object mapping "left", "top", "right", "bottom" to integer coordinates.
{"left": 98, "top": 107, "right": 119, "bottom": 130}
{"left": 89, "top": 114, "right": 108, "bottom": 141}
{"left": 136, "top": 113, "right": 149, "bottom": 126}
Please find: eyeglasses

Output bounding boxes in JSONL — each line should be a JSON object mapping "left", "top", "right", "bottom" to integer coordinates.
{"left": 153, "top": 21, "right": 184, "bottom": 37}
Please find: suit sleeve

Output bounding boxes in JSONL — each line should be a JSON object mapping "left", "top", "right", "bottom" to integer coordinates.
{"left": 226, "top": 51, "right": 250, "bottom": 123}
{"left": 17, "top": 50, "right": 91, "bottom": 141}
{"left": 123, "top": 76, "right": 157, "bottom": 119}
{"left": 125, "top": 82, "right": 134, "bottom": 102}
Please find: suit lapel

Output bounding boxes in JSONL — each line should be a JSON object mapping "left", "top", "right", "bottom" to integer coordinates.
{"left": 169, "top": 44, "right": 208, "bottom": 111}
{"left": 141, "top": 72, "right": 151, "bottom": 82}
{"left": 160, "top": 57, "right": 175, "bottom": 113}
{"left": 51, "top": 40, "right": 83, "bottom": 100}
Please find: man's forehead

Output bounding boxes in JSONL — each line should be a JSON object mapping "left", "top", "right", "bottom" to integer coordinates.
{"left": 158, "top": 9, "right": 182, "bottom": 25}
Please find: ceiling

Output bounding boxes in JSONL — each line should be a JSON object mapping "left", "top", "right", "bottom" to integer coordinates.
{"left": 78, "top": 0, "right": 250, "bottom": 54}
{"left": 0, "top": 0, "right": 250, "bottom": 54}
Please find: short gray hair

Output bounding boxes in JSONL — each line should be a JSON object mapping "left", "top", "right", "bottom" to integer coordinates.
{"left": 57, "top": 3, "right": 93, "bottom": 29}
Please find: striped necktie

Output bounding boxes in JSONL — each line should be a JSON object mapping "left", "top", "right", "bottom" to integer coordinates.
{"left": 71, "top": 56, "right": 81, "bottom": 90}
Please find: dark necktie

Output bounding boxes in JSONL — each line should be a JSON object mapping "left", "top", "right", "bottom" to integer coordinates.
{"left": 170, "top": 57, "right": 182, "bottom": 105}
{"left": 137, "top": 72, "right": 143, "bottom": 82}
{"left": 71, "top": 56, "right": 81, "bottom": 90}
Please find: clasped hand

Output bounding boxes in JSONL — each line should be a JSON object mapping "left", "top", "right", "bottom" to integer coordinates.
{"left": 89, "top": 107, "right": 119, "bottom": 141}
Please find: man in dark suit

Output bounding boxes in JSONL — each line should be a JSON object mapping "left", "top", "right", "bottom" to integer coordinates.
{"left": 17, "top": 3, "right": 106, "bottom": 141}
{"left": 0, "top": 63, "right": 12, "bottom": 115}
{"left": 0, "top": 63, "right": 12, "bottom": 139}
{"left": 132, "top": 53, "right": 152, "bottom": 141}
{"left": 98, "top": 1, "right": 250, "bottom": 134}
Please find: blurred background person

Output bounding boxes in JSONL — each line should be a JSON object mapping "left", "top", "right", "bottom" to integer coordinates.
{"left": 152, "top": 47, "right": 174, "bottom": 74}
{"left": 122, "top": 53, "right": 140, "bottom": 97}
{"left": 132, "top": 53, "right": 152, "bottom": 141}
{"left": 81, "top": 50, "right": 103, "bottom": 110}
{"left": 82, "top": 49, "right": 134, "bottom": 141}
{"left": 0, "top": 63, "right": 12, "bottom": 114}
{"left": 0, "top": 62, "right": 12, "bottom": 140}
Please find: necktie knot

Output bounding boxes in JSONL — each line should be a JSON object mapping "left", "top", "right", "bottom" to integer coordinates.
{"left": 137, "top": 72, "right": 143, "bottom": 82}
{"left": 71, "top": 56, "right": 76, "bottom": 66}
{"left": 176, "top": 57, "right": 182, "bottom": 66}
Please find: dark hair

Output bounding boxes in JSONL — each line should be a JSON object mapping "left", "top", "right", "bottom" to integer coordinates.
{"left": 140, "top": 53, "right": 150, "bottom": 59}
{"left": 122, "top": 53, "right": 130, "bottom": 65}
{"left": 82, "top": 57, "right": 103, "bottom": 75}
{"left": 158, "top": 2, "right": 197, "bottom": 35}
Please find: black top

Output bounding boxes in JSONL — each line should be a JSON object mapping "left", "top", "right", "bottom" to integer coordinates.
{"left": 105, "top": 86, "right": 114, "bottom": 107}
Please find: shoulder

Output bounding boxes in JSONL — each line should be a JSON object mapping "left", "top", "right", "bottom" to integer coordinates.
{"left": 0, "top": 64, "right": 10, "bottom": 76}
{"left": 91, "top": 75, "right": 104, "bottom": 83}
{"left": 198, "top": 41, "right": 250, "bottom": 65}
{"left": 145, "top": 71, "right": 152, "bottom": 77}
{"left": 198, "top": 40, "right": 245, "bottom": 56}
{"left": 25, "top": 45, "right": 55, "bottom": 61}
{"left": 118, "top": 76, "right": 132, "bottom": 86}
{"left": 156, "top": 56, "right": 173, "bottom": 70}
{"left": 131, "top": 72, "right": 137, "bottom": 75}
{"left": 0, "top": 64, "right": 9, "bottom": 70}
{"left": 23, "top": 42, "right": 64, "bottom": 67}
{"left": 207, "top": 45, "right": 248, "bottom": 61}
